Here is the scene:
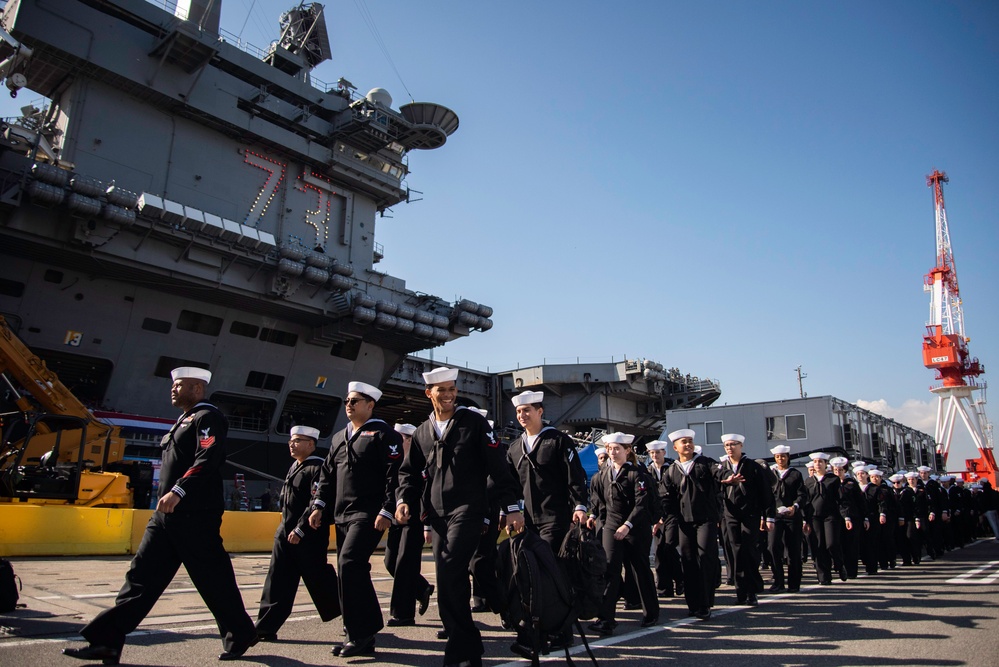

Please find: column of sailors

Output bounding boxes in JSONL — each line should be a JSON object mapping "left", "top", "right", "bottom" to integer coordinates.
{"left": 61, "top": 370, "right": 999, "bottom": 665}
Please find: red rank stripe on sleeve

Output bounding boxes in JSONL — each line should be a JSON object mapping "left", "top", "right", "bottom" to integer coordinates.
{"left": 199, "top": 436, "right": 215, "bottom": 448}
{"left": 182, "top": 466, "right": 203, "bottom": 478}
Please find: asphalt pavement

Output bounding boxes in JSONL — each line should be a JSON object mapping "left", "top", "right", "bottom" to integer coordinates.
{"left": 1, "top": 538, "right": 997, "bottom": 666}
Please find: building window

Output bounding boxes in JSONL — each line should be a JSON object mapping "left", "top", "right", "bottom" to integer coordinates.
{"left": 0, "top": 278, "right": 25, "bottom": 297}
{"left": 786, "top": 414, "right": 806, "bottom": 440}
{"left": 767, "top": 414, "right": 806, "bottom": 441}
{"left": 177, "top": 310, "right": 224, "bottom": 336}
{"left": 705, "top": 421, "right": 723, "bottom": 444}
{"left": 766, "top": 417, "right": 786, "bottom": 440}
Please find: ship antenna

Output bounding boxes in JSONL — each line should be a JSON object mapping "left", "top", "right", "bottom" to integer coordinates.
{"left": 352, "top": 0, "right": 415, "bottom": 102}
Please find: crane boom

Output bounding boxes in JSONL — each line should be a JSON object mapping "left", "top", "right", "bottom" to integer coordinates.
{"left": 920, "top": 171, "right": 994, "bottom": 485}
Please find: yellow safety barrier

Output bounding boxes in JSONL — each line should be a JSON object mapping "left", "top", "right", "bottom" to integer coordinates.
{"left": 0, "top": 506, "right": 284, "bottom": 557}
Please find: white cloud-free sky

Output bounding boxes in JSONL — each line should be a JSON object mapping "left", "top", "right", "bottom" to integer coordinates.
{"left": 7, "top": 1, "right": 997, "bottom": 465}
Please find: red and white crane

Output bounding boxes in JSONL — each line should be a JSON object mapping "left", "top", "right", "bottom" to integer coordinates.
{"left": 920, "top": 170, "right": 994, "bottom": 483}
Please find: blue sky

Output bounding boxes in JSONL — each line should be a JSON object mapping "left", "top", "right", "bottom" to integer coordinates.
{"left": 8, "top": 1, "right": 999, "bottom": 465}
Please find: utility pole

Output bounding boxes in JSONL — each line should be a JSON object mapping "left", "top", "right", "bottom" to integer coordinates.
{"left": 795, "top": 365, "right": 807, "bottom": 399}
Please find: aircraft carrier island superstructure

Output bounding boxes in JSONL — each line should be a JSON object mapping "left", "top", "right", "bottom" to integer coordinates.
{"left": 0, "top": 0, "right": 489, "bottom": 488}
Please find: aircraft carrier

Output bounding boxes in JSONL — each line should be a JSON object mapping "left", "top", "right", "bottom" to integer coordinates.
{"left": 0, "top": 0, "right": 720, "bottom": 501}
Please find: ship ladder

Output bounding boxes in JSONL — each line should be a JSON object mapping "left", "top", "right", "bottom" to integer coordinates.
{"left": 234, "top": 473, "right": 249, "bottom": 511}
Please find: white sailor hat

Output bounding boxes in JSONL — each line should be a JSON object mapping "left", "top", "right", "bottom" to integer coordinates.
{"left": 770, "top": 444, "right": 791, "bottom": 455}
{"left": 868, "top": 469, "right": 883, "bottom": 477}
{"left": 888, "top": 474, "right": 905, "bottom": 482}
{"left": 829, "top": 456, "right": 849, "bottom": 467}
{"left": 667, "top": 429, "right": 696, "bottom": 442}
{"left": 422, "top": 366, "right": 459, "bottom": 385}
{"left": 290, "top": 425, "right": 320, "bottom": 440}
{"left": 930, "top": 474, "right": 939, "bottom": 480}
{"left": 719, "top": 454, "right": 729, "bottom": 463}
{"left": 171, "top": 366, "right": 212, "bottom": 383}
{"left": 955, "top": 478, "right": 965, "bottom": 484}
{"left": 347, "top": 381, "right": 382, "bottom": 402}
{"left": 917, "top": 466, "right": 932, "bottom": 473}
{"left": 904, "top": 471, "right": 919, "bottom": 479}
{"left": 511, "top": 390, "right": 544, "bottom": 407}
{"left": 601, "top": 432, "right": 635, "bottom": 446}
{"left": 865, "top": 464, "right": 878, "bottom": 472}
{"left": 970, "top": 483, "right": 981, "bottom": 490}
{"left": 851, "top": 460, "right": 867, "bottom": 469}
{"left": 809, "top": 452, "right": 830, "bottom": 461}
{"left": 694, "top": 445, "right": 702, "bottom": 454}
{"left": 594, "top": 447, "right": 608, "bottom": 457}
{"left": 646, "top": 440, "right": 670, "bottom": 451}
{"left": 720, "top": 433, "right": 745, "bottom": 444}
{"left": 394, "top": 423, "right": 416, "bottom": 436}
{"left": 470, "top": 407, "right": 489, "bottom": 418}
{"left": 805, "top": 460, "right": 816, "bottom": 469}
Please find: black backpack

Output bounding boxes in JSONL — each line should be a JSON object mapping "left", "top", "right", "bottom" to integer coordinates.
{"left": 496, "top": 530, "right": 599, "bottom": 667}
{"left": 558, "top": 524, "right": 608, "bottom": 621}
{"left": 0, "top": 558, "right": 22, "bottom": 613}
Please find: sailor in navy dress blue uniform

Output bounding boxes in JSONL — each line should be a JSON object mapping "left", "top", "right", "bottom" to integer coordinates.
{"left": 507, "top": 390, "right": 588, "bottom": 552}
{"left": 255, "top": 425, "right": 341, "bottom": 640}
{"left": 395, "top": 366, "right": 524, "bottom": 667}
{"left": 586, "top": 432, "right": 658, "bottom": 636}
{"left": 718, "top": 433, "right": 776, "bottom": 606}
{"left": 768, "top": 444, "right": 807, "bottom": 592}
{"left": 308, "top": 381, "right": 402, "bottom": 658}
{"left": 647, "top": 440, "right": 683, "bottom": 597}
{"left": 383, "top": 423, "right": 434, "bottom": 626}
{"left": 63, "top": 367, "right": 257, "bottom": 664}
{"left": 803, "top": 452, "right": 851, "bottom": 584}
{"left": 663, "top": 429, "right": 729, "bottom": 620}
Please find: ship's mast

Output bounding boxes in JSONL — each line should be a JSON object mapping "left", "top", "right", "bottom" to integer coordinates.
{"left": 920, "top": 171, "right": 992, "bottom": 472}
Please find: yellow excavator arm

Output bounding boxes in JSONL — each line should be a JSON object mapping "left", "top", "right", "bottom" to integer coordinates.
{"left": 0, "top": 315, "right": 131, "bottom": 506}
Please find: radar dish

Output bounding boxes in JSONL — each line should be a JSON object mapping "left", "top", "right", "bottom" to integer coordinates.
{"left": 398, "top": 103, "right": 460, "bottom": 150}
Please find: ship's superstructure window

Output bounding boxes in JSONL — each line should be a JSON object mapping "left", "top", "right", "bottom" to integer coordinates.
{"left": 154, "top": 356, "right": 209, "bottom": 379}
{"left": 141, "top": 318, "right": 171, "bottom": 334}
{"left": 705, "top": 420, "right": 723, "bottom": 444}
{"left": 177, "top": 310, "right": 224, "bottom": 336}
{"left": 210, "top": 393, "right": 274, "bottom": 433}
{"left": 246, "top": 371, "right": 285, "bottom": 392}
{"left": 230, "top": 321, "right": 260, "bottom": 338}
{"left": 277, "top": 391, "right": 340, "bottom": 438}
{"left": 43, "top": 269, "right": 64, "bottom": 284}
{"left": 259, "top": 327, "right": 298, "bottom": 347}
{"left": 766, "top": 414, "right": 807, "bottom": 440}
{"left": 0, "top": 279, "right": 25, "bottom": 297}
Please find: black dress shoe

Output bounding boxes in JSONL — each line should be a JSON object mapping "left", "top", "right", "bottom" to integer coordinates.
{"left": 745, "top": 597, "right": 759, "bottom": 607}
{"left": 418, "top": 584, "right": 435, "bottom": 616}
{"left": 62, "top": 645, "right": 121, "bottom": 665}
{"left": 640, "top": 615, "right": 660, "bottom": 628}
{"left": 622, "top": 601, "right": 642, "bottom": 611}
{"left": 510, "top": 641, "right": 534, "bottom": 659}
{"left": 255, "top": 632, "right": 278, "bottom": 642}
{"left": 838, "top": 566, "right": 848, "bottom": 582}
{"left": 339, "top": 636, "right": 376, "bottom": 657}
{"left": 548, "top": 632, "right": 574, "bottom": 651}
{"left": 331, "top": 642, "right": 343, "bottom": 655}
{"left": 787, "top": 587, "right": 800, "bottom": 593}
{"left": 219, "top": 635, "right": 259, "bottom": 661}
{"left": 437, "top": 629, "right": 449, "bottom": 640}
{"left": 694, "top": 609, "right": 712, "bottom": 621}
{"left": 657, "top": 589, "right": 673, "bottom": 598}
{"left": 587, "top": 620, "right": 617, "bottom": 636}
{"left": 386, "top": 617, "right": 415, "bottom": 627}
{"left": 768, "top": 583, "right": 785, "bottom": 593}
{"left": 470, "top": 601, "right": 491, "bottom": 613}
